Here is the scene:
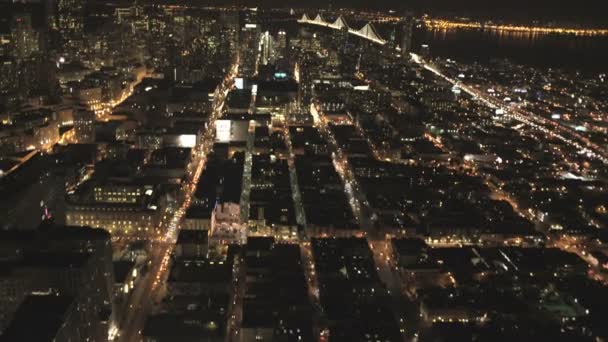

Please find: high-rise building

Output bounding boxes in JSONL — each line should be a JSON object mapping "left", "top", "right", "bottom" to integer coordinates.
{"left": 0, "top": 57, "right": 18, "bottom": 95}
{"left": 239, "top": 9, "right": 260, "bottom": 77}
{"left": 57, "top": 0, "right": 84, "bottom": 37}
{"left": 239, "top": 24, "right": 260, "bottom": 77}
{"left": 260, "top": 31, "right": 276, "bottom": 66}
{"left": 11, "top": 13, "right": 39, "bottom": 61}
{"left": 420, "top": 44, "right": 431, "bottom": 59}
{"left": 276, "top": 30, "right": 287, "bottom": 60}
{"left": 73, "top": 108, "right": 96, "bottom": 143}
{"left": 219, "top": 11, "right": 240, "bottom": 58}
{"left": 401, "top": 17, "right": 413, "bottom": 56}
{"left": 296, "top": 53, "right": 317, "bottom": 110}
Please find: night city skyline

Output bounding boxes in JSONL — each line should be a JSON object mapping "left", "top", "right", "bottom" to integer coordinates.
{"left": 0, "top": 1, "right": 607, "bottom": 341}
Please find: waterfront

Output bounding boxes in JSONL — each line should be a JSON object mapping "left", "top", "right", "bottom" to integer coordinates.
{"left": 414, "top": 27, "right": 608, "bottom": 72}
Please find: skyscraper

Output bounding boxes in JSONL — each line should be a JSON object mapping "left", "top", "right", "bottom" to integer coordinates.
{"left": 11, "top": 13, "right": 39, "bottom": 61}
{"left": 401, "top": 17, "right": 413, "bottom": 56}
{"left": 219, "top": 11, "right": 240, "bottom": 58}
{"left": 276, "top": 30, "right": 287, "bottom": 60}
{"left": 73, "top": 108, "right": 96, "bottom": 143}
{"left": 239, "top": 21, "right": 260, "bottom": 77}
{"left": 260, "top": 31, "right": 276, "bottom": 66}
{"left": 57, "top": 0, "right": 84, "bottom": 37}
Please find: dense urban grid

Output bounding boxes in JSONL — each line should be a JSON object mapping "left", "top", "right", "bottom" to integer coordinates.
{"left": 0, "top": 3, "right": 607, "bottom": 342}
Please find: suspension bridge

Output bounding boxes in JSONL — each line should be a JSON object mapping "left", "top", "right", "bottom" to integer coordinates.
{"left": 297, "top": 13, "right": 387, "bottom": 45}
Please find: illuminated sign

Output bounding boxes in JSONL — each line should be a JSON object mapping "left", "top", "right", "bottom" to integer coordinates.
{"left": 216, "top": 120, "right": 232, "bottom": 142}
{"left": 251, "top": 84, "right": 258, "bottom": 96}
{"left": 274, "top": 72, "right": 287, "bottom": 79}
{"left": 235, "top": 78, "right": 244, "bottom": 89}
{"left": 176, "top": 134, "right": 196, "bottom": 147}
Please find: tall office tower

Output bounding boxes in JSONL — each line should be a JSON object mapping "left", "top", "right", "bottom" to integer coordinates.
{"left": 16, "top": 54, "right": 58, "bottom": 102}
{"left": 25, "top": 53, "right": 61, "bottom": 104}
{"left": 73, "top": 108, "right": 96, "bottom": 143}
{"left": 57, "top": 0, "right": 84, "bottom": 37}
{"left": 0, "top": 57, "right": 18, "bottom": 95}
{"left": 44, "top": 0, "right": 58, "bottom": 30}
{"left": 401, "top": 17, "right": 413, "bottom": 56}
{"left": 10, "top": 13, "right": 39, "bottom": 61}
{"left": 389, "top": 26, "right": 397, "bottom": 46}
{"left": 276, "top": 29, "right": 287, "bottom": 59}
{"left": 420, "top": 44, "right": 430, "bottom": 59}
{"left": 239, "top": 23, "right": 260, "bottom": 77}
{"left": 297, "top": 53, "right": 316, "bottom": 110}
{"left": 219, "top": 11, "right": 240, "bottom": 57}
{"left": 260, "top": 31, "right": 276, "bottom": 66}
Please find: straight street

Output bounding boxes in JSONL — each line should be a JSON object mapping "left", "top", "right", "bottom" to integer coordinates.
{"left": 116, "top": 62, "right": 238, "bottom": 341}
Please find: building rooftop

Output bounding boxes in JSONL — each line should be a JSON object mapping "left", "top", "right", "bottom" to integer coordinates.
{"left": 142, "top": 313, "right": 226, "bottom": 340}
{"left": 1, "top": 294, "right": 74, "bottom": 342}
{"left": 113, "top": 260, "right": 136, "bottom": 284}
{"left": 185, "top": 206, "right": 212, "bottom": 219}
{"left": 168, "top": 259, "right": 232, "bottom": 284}
{"left": 20, "top": 251, "right": 92, "bottom": 269}
{"left": 177, "top": 229, "right": 209, "bottom": 245}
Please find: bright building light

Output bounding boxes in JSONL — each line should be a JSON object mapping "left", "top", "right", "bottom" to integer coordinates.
{"left": 235, "top": 78, "right": 244, "bottom": 89}
{"left": 216, "top": 120, "right": 232, "bottom": 142}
